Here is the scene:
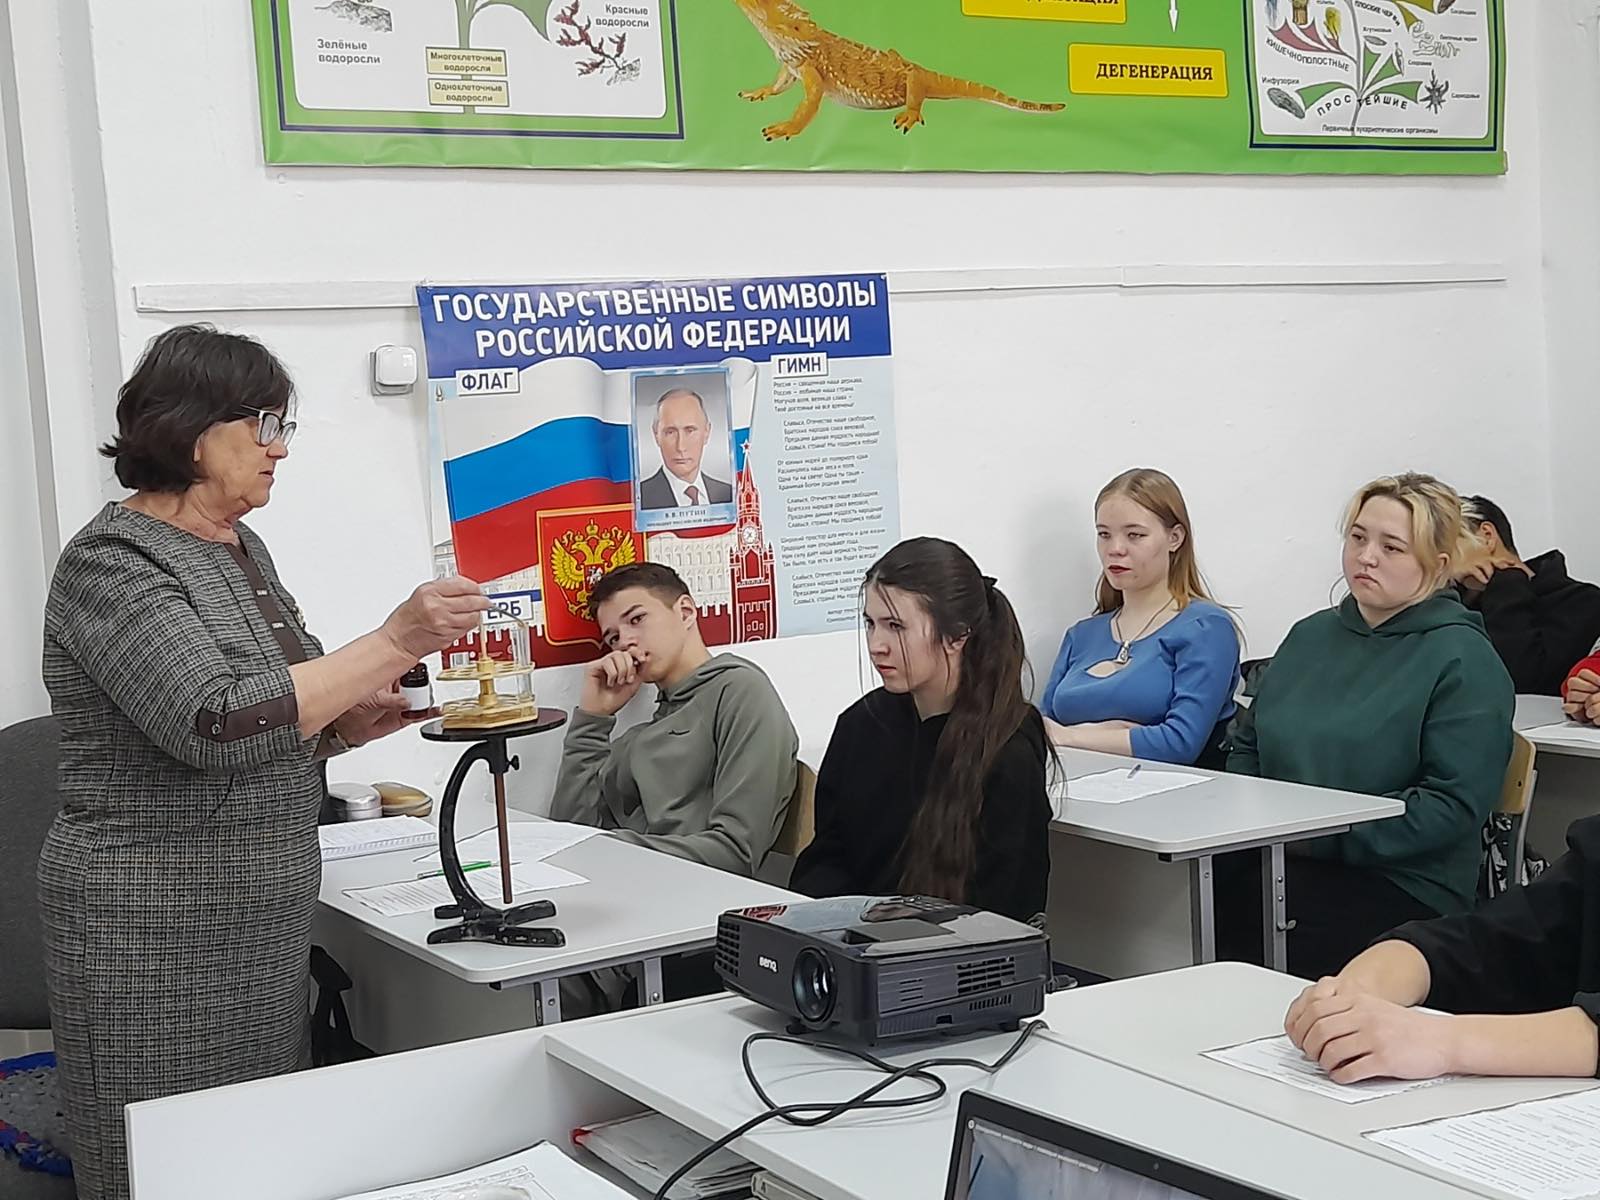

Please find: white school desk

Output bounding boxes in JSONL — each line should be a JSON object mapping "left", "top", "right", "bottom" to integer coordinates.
{"left": 314, "top": 798, "right": 800, "bottom": 1050}
{"left": 1516, "top": 693, "right": 1600, "bottom": 761}
{"left": 1046, "top": 962, "right": 1598, "bottom": 1198}
{"left": 1047, "top": 749, "right": 1404, "bottom": 977}
{"left": 126, "top": 984, "right": 1493, "bottom": 1200}
{"left": 1513, "top": 693, "right": 1600, "bottom": 856}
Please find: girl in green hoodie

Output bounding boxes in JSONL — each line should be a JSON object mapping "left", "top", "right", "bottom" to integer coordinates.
{"left": 1220, "top": 473, "right": 1514, "bottom": 980}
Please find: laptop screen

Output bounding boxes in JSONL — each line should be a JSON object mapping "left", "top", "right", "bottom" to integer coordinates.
{"left": 946, "top": 1093, "right": 1286, "bottom": 1200}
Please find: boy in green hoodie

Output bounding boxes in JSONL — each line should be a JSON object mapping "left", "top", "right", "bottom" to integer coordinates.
{"left": 550, "top": 562, "right": 798, "bottom": 878}
{"left": 1223, "top": 474, "right": 1514, "bottom": 979}
{"left": 550, "top": 562, "right": 798, "bottom": 1015}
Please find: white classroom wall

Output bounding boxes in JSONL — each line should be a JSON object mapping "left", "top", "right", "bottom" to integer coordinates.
{"left": 1541, "top": 3, "right": 1600, "bottom": 577}
{"left": 0, "top": 3, "right": 48, "bottom": 729}
{"left": 3, "top": 1, "right": 1596, "bottom": 806}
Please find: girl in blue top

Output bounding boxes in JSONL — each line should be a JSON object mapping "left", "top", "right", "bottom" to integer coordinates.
{"left": 1043, "top": 468, "right": 1241, "bottom": 764}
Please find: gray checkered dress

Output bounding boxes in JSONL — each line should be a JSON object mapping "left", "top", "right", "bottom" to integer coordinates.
{"left": 36, "top": 504, "right": 326, "bottom": 1200}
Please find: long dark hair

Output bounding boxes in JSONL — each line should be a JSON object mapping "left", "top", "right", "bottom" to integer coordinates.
{"left": 864, "top": 537, "right": 1041, "bottom": 904}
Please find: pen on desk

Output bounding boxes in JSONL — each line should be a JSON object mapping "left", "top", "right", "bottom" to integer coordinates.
{"left": 1127, "top": 763, "right": 1142, "bottom": 779}
{"left": 416, "top": 860, "right": 493, "bottom": 879}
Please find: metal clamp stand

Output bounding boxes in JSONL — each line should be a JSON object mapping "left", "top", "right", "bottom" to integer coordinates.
{"left": 420, "top": 709, "right": 569, "bottom": 948}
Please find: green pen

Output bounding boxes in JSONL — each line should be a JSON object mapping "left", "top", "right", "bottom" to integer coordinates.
{"left": 416, "top": 860, "right": 494, "bottom": 879}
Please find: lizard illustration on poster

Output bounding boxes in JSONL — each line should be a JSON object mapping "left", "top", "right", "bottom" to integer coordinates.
{"left": 731, "top": 0, "right": 1065, "bottom": 140}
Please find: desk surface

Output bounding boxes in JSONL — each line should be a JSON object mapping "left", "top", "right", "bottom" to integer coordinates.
{"left": 317, "top": 800, "right": 799, "bottom": 986}
{"left": 1046, "top": 962, "right": 1596, "bottom": 1198}
{"left": 128, "top": 967, "right": 1513, "bottom": 1200}
{"left": 1052, "top": 748, "right": 1405, "bottom": 856}
{"left": 544, "top": 989, "right": 1490, "bottom": 1200}
{"left": 1515, "top": 693, "right": 1600, "bottom": 760}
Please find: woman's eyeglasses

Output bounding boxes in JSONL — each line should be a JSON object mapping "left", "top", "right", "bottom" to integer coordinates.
{"left": 239, "top": 408, "right": 297, "bottom": 448}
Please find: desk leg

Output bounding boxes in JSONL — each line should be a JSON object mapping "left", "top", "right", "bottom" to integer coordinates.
{"left": 1262, "top": 843, "right": 1290, "bottom": 973}
{"left": 1189, "top": 855, "right": 1216, "bottom": 964}
{"left": 640, "top": 957, "right": 665, "bottom": 1007}
{"left": 534, "top": 979, "right": 563, "bottom": 1026}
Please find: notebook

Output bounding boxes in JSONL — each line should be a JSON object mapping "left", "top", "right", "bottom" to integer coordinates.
{"left": 574, "top": 1111, "right": 757, "bottom": 1199}
{"left": 318, "top": 815, "right": 438, "bottom": 862}
{"left": 333, "top": 1142, "right": 632, "bottom": 1199}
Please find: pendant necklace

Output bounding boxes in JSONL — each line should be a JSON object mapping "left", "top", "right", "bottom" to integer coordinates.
{"left": 1112, "top": 598, "right": 1176, "bottom": 666}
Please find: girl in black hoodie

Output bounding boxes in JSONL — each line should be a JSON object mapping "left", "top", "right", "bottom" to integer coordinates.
{"left": 791, "top": 538, "right": 1052, "bottom": 923}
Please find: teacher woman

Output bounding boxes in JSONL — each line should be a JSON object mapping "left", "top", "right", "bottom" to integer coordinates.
{"left": 36, "top": 324, "right": 488, "bottom": 1200}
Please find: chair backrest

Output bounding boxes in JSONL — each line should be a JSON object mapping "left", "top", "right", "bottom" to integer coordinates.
{"left": 1499, "top": 731, "right": 1537, "bottom": 817}
{"left": 770, "top": 761, "right": 817, "bottom": 859}
{"left": 1237, "top": 657, "right": 1273, "bottom": 704}
{"left": 1210, "top": 656, "right": 1273, "bottom": 770}
{"left": 0, "top": 715, "right": 61, "bottom": 1029}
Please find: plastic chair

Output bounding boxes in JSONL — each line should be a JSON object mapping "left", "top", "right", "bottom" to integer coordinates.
{"left": 1497, "top": 732, "right": 1539, "bottom": 887}
{"left": 770, "top": 761, "right": 817, "bottom": 859}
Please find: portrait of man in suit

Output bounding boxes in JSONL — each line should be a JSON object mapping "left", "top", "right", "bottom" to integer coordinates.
{"left": 637, "top": 386, "right": 734, "bottom": 511}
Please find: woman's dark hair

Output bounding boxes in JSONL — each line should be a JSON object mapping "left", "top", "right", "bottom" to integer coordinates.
{"left": 865, "top": 537, "right": 1043, "bottom": 905}
{"left": 99, "top": 323, "right": 295, "bottom": 493}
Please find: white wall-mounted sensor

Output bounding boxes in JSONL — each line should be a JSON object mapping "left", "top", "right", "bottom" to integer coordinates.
{"left": 371, "top": 345, "right": 419, "bottom": 395}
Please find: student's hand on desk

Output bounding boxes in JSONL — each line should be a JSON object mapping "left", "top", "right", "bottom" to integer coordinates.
{"left": 1286, "top": 978, "right": 1455, "bottom": 1083}
{"left": 579, "top": 650, "right": 643, "bottom": 717}
{"left": 1565, "top": 670, "right": 1600, "bottom": 723}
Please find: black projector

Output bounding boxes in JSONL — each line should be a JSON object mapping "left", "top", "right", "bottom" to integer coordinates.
{"left": 713, "top": 896, "right": 1050, "bottom": 1045}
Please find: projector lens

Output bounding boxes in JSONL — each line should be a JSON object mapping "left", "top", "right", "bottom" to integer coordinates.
{"left": 792, "top": 948, "right": 836, "bottom": 1024}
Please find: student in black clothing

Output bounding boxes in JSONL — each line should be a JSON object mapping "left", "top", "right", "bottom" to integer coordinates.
{"left": 1454, "top": 495, "right": 1600, "bottom": 696}
{"left": 789, "top": 537, "right": 1051, "bottom": 923}
{"left": 1284, "top": 815, "right": 1600, "bottom": 1083}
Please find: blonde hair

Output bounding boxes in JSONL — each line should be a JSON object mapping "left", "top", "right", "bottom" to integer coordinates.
{"left": 1341, "top": 473, "right": 1476, "bottom": 597}
{"left": 1094, "top": 468, "right": 1221, "bottom": 616}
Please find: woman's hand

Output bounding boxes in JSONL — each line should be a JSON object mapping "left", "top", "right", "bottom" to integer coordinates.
{"left": 382, "top": 576, "right": 489, "bottom": 660}
{"left": 1046, "top": 718, "right": 1136, "bottom": 748}
{"left": 333, "top": 683, "right": 423, "bottom": 748}
{"left": 1286, "top": 976, "right": 1457, "bottom": 1084}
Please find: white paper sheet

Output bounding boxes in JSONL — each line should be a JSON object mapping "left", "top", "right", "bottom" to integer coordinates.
{"left": 334, "top": 1143, "right": 633, "bottom": 1200}
{"left": 343, "top": 861, "right": 588, "bottom": 918}
{"left": 319, "top": 816, "right": 438, "bottom": 861}
{"left": 577, "top": 1111, "right": 755, "bottom": 1199}
{"left": 1057, "top": 768, "right": 1209, "bottom": 806}
{"left": 1204, "top": 1034, "right": 1452, "bottom": 1104}
{"left": 1367, "top": 1086, "right": 1600, "bottom": 1200}
{"left": 1524, "top": 721, "right": 1600, "bottom": 749}
{"left": 414, "top": 821, "right": 602, "bottom": 869}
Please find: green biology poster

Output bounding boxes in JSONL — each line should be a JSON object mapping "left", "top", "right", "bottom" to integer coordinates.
{"left": 253, "top": 0, "right": 1505, "bottom": 174}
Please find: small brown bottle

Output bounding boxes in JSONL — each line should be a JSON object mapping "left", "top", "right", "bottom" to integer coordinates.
{"left": 399, "top": 663, "right": 433, "bottom": 718}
